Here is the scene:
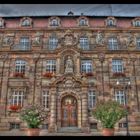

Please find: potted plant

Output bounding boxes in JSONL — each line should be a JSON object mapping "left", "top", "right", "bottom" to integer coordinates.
{"left": 92, "top": 100, "right": 127, "bottom": 136}
{"left": 20, "top": 104, "right": 48, "bottom": 136}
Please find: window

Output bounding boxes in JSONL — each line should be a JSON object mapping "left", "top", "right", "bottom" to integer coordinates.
{"left": 108, "top": 38, "right": 118, "bottom": 50}
{"left": 42, "top": 91, "right": 49, "bottom": 109}
{"left": 10, "top": 123, "right": 20, "bottom": 129}
{"left": 22, "top": 19, "right": 30, "bottom": 26}
{"left": 11, "top": 90, "right": 24, "bottom": 106}
{"left": 50, "top": 19, "right": 59, "bottom": 26}
{"left": 20, "top": 37, "right": 30, "bottom": 50}
{"left": 136, "top": 38, "right": 140, "bottom": 49}
{"left": 107, "top": 19, "right": 114, "bottom": 26}
{"left": 88, "top": 90, "right": 96, "bottom": 109}
{"left": 134, "top": 20, "right": 140, "bottom": 27}
{"left": 90, "top": 123, "right": 97, "bottom": 129}
{"left": 112, "top": 59, "right": 123, "bottom": 73}
{"left": 79, "top": 18, "right": 87, "bottom": 26}
{"left": 48, "top": 36, "right": 58, "bottom": 50}
{"left": 119, "top": 122, "right": 127, "bottom": 128}
{"left": 46, "top": 60, "right": 56, "bottom": 73}
{"left": 81, "top": 60, "right": 92, "bottom": 73}
{"left": 42, "top": 124, "right": 48, "bottom": 129}
{"left": 115, "top": 90, "right": 125, "bottom": 105}
{"left": 0, "top": 19, "right": 4, "bottom": 28}
{"left": 80, "top": 37, "right": 89, "bottom": 50}
{"left": 15, "top": 60, "right": 26, "bottom": 74}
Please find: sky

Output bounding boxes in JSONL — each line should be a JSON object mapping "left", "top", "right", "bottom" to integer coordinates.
{"left": 0, "top": 4, "right": 140, "bottom": 17}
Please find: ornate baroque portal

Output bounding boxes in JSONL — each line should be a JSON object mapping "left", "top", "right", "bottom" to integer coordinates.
{"left": 61, "top": 95, "right": 77, "bottom": 127}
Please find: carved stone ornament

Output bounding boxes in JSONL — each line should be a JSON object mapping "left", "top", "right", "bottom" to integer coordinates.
{"left": 127, "top": 34, "right": 136, "bottom": 47}
{"left": 32, "top": 36, "right": 42, "bottom": 46}
{"left": 2, "top": 36, "right": 14, "bottom": 46}
{"left": 96, "top": 31, "right": 104, "bottom": 46}
{"left": 61, "top": 30, "right": 78, "bottom": 46}
{"left": 0, "top": 19, "right": 4, "bottom": 28}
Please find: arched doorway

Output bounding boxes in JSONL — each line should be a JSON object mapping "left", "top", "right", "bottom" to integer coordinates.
{"left": 61, "top": 95, "right": 77, "bottom": 127}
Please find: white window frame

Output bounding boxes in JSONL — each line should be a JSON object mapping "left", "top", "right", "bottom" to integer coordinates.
{"left": 135, "top": 20, "right": 140, "bottom": 27}
{"left": 80, "top": 37, "right": 89, "bottom": 50}
{"left": 136, "top": 38, "right": 140, "bottom": 49}
{"left": 115, "top": 90, "right": 125, "bottom": 105}
{"left": 46, "top": 60, "right": 56, "bottom": 73}
{"left": 88, "top": 90, "right": 96, "bottom": 109}
{"left": 22, "top": 19, "right": 30, "bottom": 26}
{"left": 79, "top": 18, "right": 87, "bottom": 26}
{"left": 15, "top": 60, "right": 26, "bottom": 74}
{"left": 42, "top": 90, "right": 49, "bottom": 109}
{"left": 112, "top": 59, "right": 123, "bottom": 73}
{"left": 11, "top": 90, "right": 24, "bottom": 106}
{"left": 48, "top": 36, "right": 58, "bottom": 50}
{"left": 51, "top": 19, "right": 59, "bottom": 26}
{"left": 108, "top": 38, "right": 118, "bottom": 50}
{"left": 20, "top": 37, "right": 30, "bottom": 50}
{"left": 107, "top": 19, "right": 114, "bottom": 26}
{"left": 81, "top": 60, "right": 93, "bottom": 73}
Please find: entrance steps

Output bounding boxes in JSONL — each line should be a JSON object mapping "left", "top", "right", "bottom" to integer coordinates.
{"left": 58, "top": 127, "right": 82, "bottom": 133}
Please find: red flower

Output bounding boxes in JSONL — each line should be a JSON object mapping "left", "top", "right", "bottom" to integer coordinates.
{"left": 86, "top": 72, "right": 94, "bottom": 76}
{"left": 9, "top": 105, "right": 21, "bottom": 111}
{"left": 43, "top": 72, "right": 53, "bottom": 78}
{"left": 13, "top": 72, "right": 24, "bottom": 78}
{"left": 113, "top": 72, "right": 126, "bottom": 77}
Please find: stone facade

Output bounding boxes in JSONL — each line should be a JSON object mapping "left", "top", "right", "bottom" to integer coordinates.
{"left": 0, "top": 15, "right": 140, "bottom": 133}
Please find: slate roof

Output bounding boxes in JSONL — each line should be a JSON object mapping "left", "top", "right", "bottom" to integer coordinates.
{"left": 0, "top": 4, "right": 140, "bottom": 17}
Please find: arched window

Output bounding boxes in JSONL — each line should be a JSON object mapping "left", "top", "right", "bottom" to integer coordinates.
{"left": 107, "top": 19, "right": 114, "bottom": 26}
{"left": 20, "top": 17, "right": 32, "bottom": 27}
{"left": 106, "top": 17, "right": 116, "bottom": 27}
{"left": 0, "top": 18, "right": 4, "bottom": 28}
{"left": 22, "top": 19, "right": 30, "bottom": 26}
{"left": 134, "top": 20, "right": 140, "bottom": 27}
{"left": 79, "top": 18, "right": 87, "bottom": 26}
{"left": 50, "top": 19, "right": 59, "bottom": 26}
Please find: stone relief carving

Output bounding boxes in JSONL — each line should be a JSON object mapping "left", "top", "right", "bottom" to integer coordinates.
{"left": 61, "top": 30, "right": 78, "bottom": 46}
{"left": 32, "top": 32, "right": 43, "bottom": 46}
{"left": 127, "top": 34, "right": 136, "bottom": 47}
{"left": 65, "top": 56, "right": 73, "bottom": 74}
{"left": 3, "top": 36, "right": 14, "bottom": 46}
{"left": 96, "top": 31, "right": 104, "bottom": 46}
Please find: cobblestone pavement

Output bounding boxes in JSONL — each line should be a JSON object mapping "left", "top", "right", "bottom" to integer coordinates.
{"left": 0, "top": 130, "right": 140, "bottom": 136}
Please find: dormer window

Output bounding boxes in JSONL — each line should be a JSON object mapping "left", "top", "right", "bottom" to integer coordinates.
{"left": 0, "top": 18, "right": 4, "bottom": 28}
{"left": 106, "top": 17, "right": 116, "bottom": 27}
{"left": 132, "top": 18, "right": 140, "bottom": 27}
{"left": 78, "top": 17, "right": 88, "bottom": 26}
{"left": 20, "top": 17, "right": 32, "bottom": 27}
{"left": 79, "top": 18, "right": 87, "bottom": 26}
{"left": 49, "top": 17, "right": 60, "bottom": 27}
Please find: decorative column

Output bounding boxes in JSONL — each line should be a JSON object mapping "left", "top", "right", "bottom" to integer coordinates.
{"left": 76, "top": 55, "right": 80, "bottom": 76}
{"left": 48, "top": 86, "right": 57, "bottom": 132}
{"left": 98, "top": 53, "right": 105, "bottom": 101}
{"left": 81, "top": 86, "right": 89, "bottom": 133}
{"left": 56, "top": 57, "right": 61, "bottom": 75}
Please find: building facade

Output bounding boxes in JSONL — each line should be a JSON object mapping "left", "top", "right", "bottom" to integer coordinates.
{"left": 0, "top": 14, "right": 140, "bottom": 133}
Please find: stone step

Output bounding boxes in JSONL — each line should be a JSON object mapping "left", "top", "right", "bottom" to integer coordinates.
{"left": 58, "top": 127, "right": 82, "bottom": 133}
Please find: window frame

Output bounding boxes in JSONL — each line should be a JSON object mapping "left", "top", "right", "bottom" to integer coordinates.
{"left": 48, "top": 36, "right": 58, "bottom": 50}
{"left": 81, "top": 60, "right": 93, "bottom": 73}
{"left": 79, "top": 37, "right": 89, "bottom": 50}
{"left": 115, "top": 90, "right": 125, "bottom": 105}
{"left": 46, "top": 60, "right": 56, "bottom": 73}
{"left": 112, "top": 59, "right": 123, "bottom": 73}
{"left": 19, "top": 37, "right": 30, "bottom": 50}
{"left": 15, "top": 60, "right": 26, "bottom": 74}
{"left": 108, "top": 38, "right": 118, "bottom": 50}
{"left": 42, "top": 90, "right": 49, "bottom": 109}
{"left": 88, "top": 90, "right": 96, "bottom": 109}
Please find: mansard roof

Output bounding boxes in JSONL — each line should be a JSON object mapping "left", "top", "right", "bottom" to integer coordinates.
{"left": 0, "top": 4, "right": 140, "bottom": 18}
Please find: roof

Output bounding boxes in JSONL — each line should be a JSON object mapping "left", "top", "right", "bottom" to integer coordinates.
{"left": 0, "top": 4, "right": 140, "bottom": 17}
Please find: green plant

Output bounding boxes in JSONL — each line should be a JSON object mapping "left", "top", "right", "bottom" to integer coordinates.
{"left": 20, "top": 104, "right": 48, "bottom": 128}
{"left": 92, "top": 100, "right": 128, "bottom": 128}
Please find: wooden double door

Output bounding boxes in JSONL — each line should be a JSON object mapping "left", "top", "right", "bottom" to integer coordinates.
{"left": 61, "top": 95, "right": 77, "bottom": 127}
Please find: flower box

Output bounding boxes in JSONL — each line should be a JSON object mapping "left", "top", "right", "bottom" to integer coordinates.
{"left": 43, "top": 72, "right": 54, "bottom": 78}
{"left": 9, "top": 105, "right": 21, "bottom": 111}
{"left": 85, "top": 72, "right": 94, "bottom": 76}
{"left": 13, "top": 72, "right": 25, "bottom": 78}
{"left": 113, "top": 72, "right": 126, "bottom": 77}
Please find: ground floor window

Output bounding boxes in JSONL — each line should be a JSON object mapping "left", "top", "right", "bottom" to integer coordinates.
{"left": 118, "top": 122, "right": 127, "bottom": 128}
{"left": 10, "top": 123, "right": 20, "bottom": 130}
{"left": 42, "top": 124, "right": 48, "bottom": 129}
{"left": 90, "top": 123, "right": 97, "bottom": 129}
